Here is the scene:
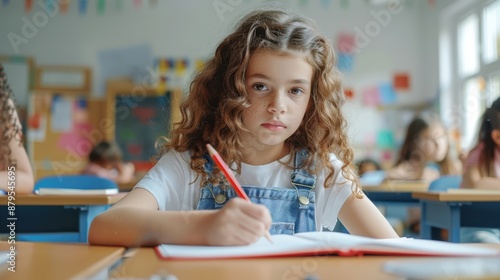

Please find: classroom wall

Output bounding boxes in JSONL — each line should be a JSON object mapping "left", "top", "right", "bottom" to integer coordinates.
{"left": 0, "top": 0, "right": 446, "bottom": 161}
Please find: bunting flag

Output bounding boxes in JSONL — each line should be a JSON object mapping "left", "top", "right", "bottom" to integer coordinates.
{"left": 134, "top": 0, "right": 142, "bottom": 9}
{"left": 2, "top": 0, "right": 9, "bottom": 7}
{"left": 115, "top": 0, "right": 124, "bottom": 11}
{"left": 25, "top": 0, "right": 33, "bottom": 12}
{"left": 340, "top": 0, "right": 349, "bottom": 9}
{"left": 60, "top": 0, "right": 69, "bottom": 14}
{"left": 78, "top": 0, "right": 87, "bottom": 15}
{"left": 97, "top": 0, "right": 105, "bottom": 15}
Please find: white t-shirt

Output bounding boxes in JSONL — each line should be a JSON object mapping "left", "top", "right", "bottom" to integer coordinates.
{"left": 135, "top": 150, "right": 353, "bottom": 231}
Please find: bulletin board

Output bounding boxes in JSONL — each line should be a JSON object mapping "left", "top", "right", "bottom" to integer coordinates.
{"left": 105, "top": 79, "right": 182, "bottom": 172}
{"left": 27, "top": 91, "right": 106, "bottom": 180}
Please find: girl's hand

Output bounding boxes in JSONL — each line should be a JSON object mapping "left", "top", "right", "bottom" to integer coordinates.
{"left": 203, "top": 198, "right": 272, "bottom": 246}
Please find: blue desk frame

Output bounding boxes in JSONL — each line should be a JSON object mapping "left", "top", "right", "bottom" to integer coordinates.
{"left": 420, "top": 200, "right": 500, "bottom": 242}
{"left": 0, "top": 194, "right": 125, "bottom": 243}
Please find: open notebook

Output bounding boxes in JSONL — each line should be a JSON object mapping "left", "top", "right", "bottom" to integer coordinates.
{"left": 155, "top": 232, "right": 499, "bottom": 260}
{"left": 35, "top": 188, "right": 118, "bottom": 195}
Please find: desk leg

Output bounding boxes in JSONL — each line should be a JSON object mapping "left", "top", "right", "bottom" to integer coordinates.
{"left": 420, "top": 201, "right": 431, "bottom": 239}
{"left": 448, "top": 203, "right": 461, "bottom": 243}
{"left": 79, "top": 205, "right": 109, "bottom": 243}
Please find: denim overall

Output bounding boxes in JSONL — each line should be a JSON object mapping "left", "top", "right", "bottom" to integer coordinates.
{"left": 196, "top": 150, "right": 317, "bottom": 235}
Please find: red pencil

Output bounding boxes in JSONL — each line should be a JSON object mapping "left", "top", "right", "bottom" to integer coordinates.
{"left": 206, "top": 143, "right": 273, "bottom": 243}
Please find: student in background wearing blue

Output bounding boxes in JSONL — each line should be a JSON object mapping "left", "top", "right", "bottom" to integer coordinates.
{"left": 386, "top": 116, "right": 462, "bottom": 181}
{"left": 89, "top": 9, "right": 398, "bottom": 247}
{"left": 81, "top": 141, "right": 135, "bottom": 184}
{"left": 461, "top": 97, "right": 500, "bottom": 243}
{"left": 0, "top": 64, "right": 34, "bottom": 194}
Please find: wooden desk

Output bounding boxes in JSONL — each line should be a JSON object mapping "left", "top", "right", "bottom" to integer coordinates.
{"left": 0, "top": 241, "right": 124, "bottom": 280}
{"left": 363, "top": 181, "right": 429, "bottom": 206}
{"left": 112, "top": 245, "right": 500, "bottom": 280}
{"left": 413, "top": 190, "right": 500, "bottom": 242}
{"left": 0, "top": 193, "right": 126, "bottom": 243}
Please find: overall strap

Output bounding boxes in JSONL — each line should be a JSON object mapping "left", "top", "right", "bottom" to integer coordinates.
{"left": 290, "top": 149, "right": 317, "bottom": 208}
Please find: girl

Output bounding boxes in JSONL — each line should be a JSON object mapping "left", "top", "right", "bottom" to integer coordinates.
{"left": 81, "top": 141, "right": 135, "bottom": 184}
{"left": 460, "top": 98, "right": 500, "bottom": 243}
{"left": 385, "top": 116, "right": 462, "bottom": 235}
{"left": 462, "top": 97, "right": 500, "bottom": 189}
{"left": 386, "top": 116, "right": 462, "bottom": 181}
{"left": 0, "top": 63, "right": 34, "bottom": 194}
{"left": 89, "top": 9, "right": 398, "bottom": 247}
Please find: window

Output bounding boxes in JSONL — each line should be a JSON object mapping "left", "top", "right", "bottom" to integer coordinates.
{"left": 441, "top": 0, "right": 500, "bottom": 150}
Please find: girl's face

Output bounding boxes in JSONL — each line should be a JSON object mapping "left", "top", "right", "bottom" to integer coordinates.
{"left": 417, "top": 123, "right": 449, "bottom": 162}
{"left": 242, "top": 49, "right": 312, "bottom": 150}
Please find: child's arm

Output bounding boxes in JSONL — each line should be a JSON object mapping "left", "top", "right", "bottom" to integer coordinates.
{"left": 338, "top": 193, "right": 399, "bottom": 239}
{"left": 113, "top": 162, "right": 135, "bottom": 183}
{"left": 462, "top": 165, "right": 500, "bottom": 189}
{"left": 88, "top": 188, "right": 272, "bottom": 247}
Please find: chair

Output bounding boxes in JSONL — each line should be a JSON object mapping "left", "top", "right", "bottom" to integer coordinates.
{"left": 15, "top": 175, "right": 118, "bottom": 243}
{"left": 428, "top": 175, "right": 462, "bottom": 191}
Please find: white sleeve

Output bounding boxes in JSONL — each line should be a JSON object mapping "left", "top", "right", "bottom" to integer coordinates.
{"left": 134, "top": 151, "right": 191, "bottom": 211}
{"left": 318, "top": 154, "right": 353, "bottom": 231}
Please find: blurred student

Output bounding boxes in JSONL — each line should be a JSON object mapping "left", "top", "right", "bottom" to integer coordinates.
{"left": 81, "top": 141, "right": 135, "bottom": 184}
{"left": 356, "top": 158, "right": 381, "bottom": 176}
{"left": 462, "top": 97, "right": 500, "bottom": 189}
{"left": 460, "top": 97, "right": 500, "bottom": 244}
{"left": 386, "top": 116, "right": 462, "bottom": 236}
{"left": 0, "top": 64, "right": 34, "bottom": 194}
{"left": 386, "top": 116, "right": 462, "bottom": 181}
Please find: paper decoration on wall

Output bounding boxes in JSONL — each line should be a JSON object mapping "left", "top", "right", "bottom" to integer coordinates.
{"left": 25, "top": 0, "right": 33, "bottom": 12}
{"left": 51, "top": 95, "right": 73, "bottom": 132}
{"left": 132, "top": 107, "right": 156, "bottom": 124}
{"left": 127, "top": 143, "right": 142, "bottom": 157}
{"left": 344, "top": 88, "right": 354, "bottom": 100}
{"left": 134, "top": 0, "right": 142, "bottom": 9}
{"left": 376, "top": 129, "right": 395, "bottom": 149}
{"left": 28, "top": 114, "right": 46, "bottom": 142}
{"left": 60, "top": 0, "right": 69, "bottom": 14}
{"left": 78, "top": 0, "right": 87, "bottom": 15}
{"left": 337, "top": 53, "right": 353, "bottom": 73}
{"left": 381, "top": 150, "right": 393, "bottom": 161}
{"left": 97, "top": 0, "right": 105, "bottom": 15}
{"left": 2, "top": 0, "right": 9, "bottom": 7}
{"left": 362, "top": 86, "right": 380, "bottom": 106}
{"left": 57, "top": 121, "right": 93, "bottom": 157}
{"left": 73, "top": 98, "right": 89, "bottom": 124}
{"left": 378, "top": 82, "right": 397, "bottom": 104}
{"left": 337, "top": 33, "right": 356, "bottom": 54}
{"left": 393, "top": 72, "right": 410, "bottom": 91}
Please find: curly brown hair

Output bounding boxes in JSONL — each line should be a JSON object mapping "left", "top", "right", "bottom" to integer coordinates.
{"left": 160, "top": 9, "right": 358, "bottom": 195}
{"left": 0, "top": 63, "right": 23, "bottom": 169}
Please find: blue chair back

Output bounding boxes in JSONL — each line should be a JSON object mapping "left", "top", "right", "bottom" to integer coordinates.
{"left": 359, "top": 170, "right": 386, "bottom": 187}
{"left": 34, "top": 175, "right": 118, "bottom": 192}
{"left": 428, "top": 175, "right": 462, "bottom": 191}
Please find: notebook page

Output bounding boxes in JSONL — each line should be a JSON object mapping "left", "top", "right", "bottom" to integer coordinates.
{"left": 157, "top": 234, "right": 319, "bottom": 259}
